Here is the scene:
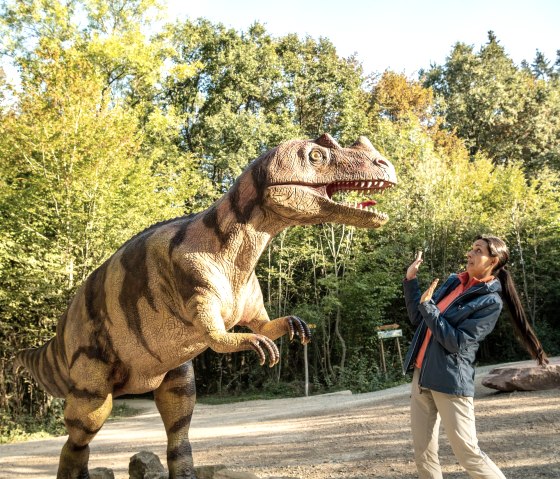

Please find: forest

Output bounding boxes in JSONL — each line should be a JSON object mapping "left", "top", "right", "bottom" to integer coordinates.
{"left": 1, "top": 0, "right": 559, "bottom": 439}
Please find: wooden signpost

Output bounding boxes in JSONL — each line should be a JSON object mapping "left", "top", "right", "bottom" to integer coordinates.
{"left": 376, "top": 323, "right": 404, "bottom": 375}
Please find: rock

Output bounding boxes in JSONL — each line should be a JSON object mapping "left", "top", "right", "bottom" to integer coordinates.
{"left": 482, "top": 359, "right": 560, "bottom": 392}
{"left": 195, "top": 465, "right": 228, "bottom": 479}
{"left": 89, "top": 467, "right": 115, "bottom": 479}
{"left": 144, "top": 473, "right": 169, "bottom": 479}
{"left": 214, "top": 469, "right": 261, "bottom": 479}
{"left": 129, "top": 451, "right": 165, "bottom": 479}
{"left": 144, "top": 472, "right": 169, "bottom": 479}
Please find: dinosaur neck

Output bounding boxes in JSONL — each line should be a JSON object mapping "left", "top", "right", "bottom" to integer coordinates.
{"left": 200, "top": 168, "right": 289, "bottom": 275}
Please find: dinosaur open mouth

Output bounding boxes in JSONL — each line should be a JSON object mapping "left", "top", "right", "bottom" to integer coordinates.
{"left": 325, "top": 179, "right": 394, "bottom": 220}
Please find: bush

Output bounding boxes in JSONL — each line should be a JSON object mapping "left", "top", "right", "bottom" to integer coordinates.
{"left": 0, "top": 398, "right": 65, "bottom": 444}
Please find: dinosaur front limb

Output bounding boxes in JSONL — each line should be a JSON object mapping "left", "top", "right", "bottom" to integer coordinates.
{"left": 154, "top": 361, "right": 197, "bottom": 479}
{"left": 206, "top": 330, "right": 280, "bottom": 366}
{"left": 57, "top": 391, "right": 113, "bottom": 479}
{"left": 247, "top": 315, "right": 312, "bottom": 344}
{"left": 192, "top": 295, "right": 280, "bottom": 366}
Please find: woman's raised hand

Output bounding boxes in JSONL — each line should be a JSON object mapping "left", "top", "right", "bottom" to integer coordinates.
{"left": 406, "top": 251, "right": 423, "bottom": 280}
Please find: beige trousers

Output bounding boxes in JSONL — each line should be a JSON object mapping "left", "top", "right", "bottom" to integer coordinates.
{"left": 410, "top": 368, "right": 506, "bottom": 479}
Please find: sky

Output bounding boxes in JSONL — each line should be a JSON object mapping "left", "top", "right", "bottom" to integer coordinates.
{"left": 165, "top": 0, "right": 560, "bottom": 76}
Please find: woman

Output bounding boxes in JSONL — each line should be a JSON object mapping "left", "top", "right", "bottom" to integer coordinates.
{"left": 403, "top": 235, "right": 548, "bottom": 479}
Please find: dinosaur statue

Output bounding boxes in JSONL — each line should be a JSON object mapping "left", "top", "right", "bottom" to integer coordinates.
{"left": 15, "top": 133, "right": 397, "bottom": 479}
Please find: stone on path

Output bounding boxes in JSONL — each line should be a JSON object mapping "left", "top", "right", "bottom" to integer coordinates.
{"left": 129, "top": 451, "right": 166, "bottom": 479}
{"left": 89, "top": 467, "right": 115, "bottom": 479}
{"left": 143, "top": 472, "right": 169, "bottom": 479}
{"left": 126, "top": 452, "right": 261, "bottom": 479}
{"left": 482, "top": 358, "right": 560, "bottom": 392}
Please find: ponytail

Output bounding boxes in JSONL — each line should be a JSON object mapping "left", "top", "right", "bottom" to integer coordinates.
{"left": 496, "top": 267, "right": 549, "bottom": 366}
{"left": 477, "top": 234, "right": 548, "bottom": 366}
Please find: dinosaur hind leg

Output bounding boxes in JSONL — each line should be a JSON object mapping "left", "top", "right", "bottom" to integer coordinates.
{"left": 57, "top": 391, "right": 113, "bottom": 479}
{"left": 154, "top": 361, "right": 197, "bottom": 479}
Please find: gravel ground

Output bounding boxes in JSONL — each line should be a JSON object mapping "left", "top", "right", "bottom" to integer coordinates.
{"left": 1, "top": 360, "right": 559, "bottom": 479}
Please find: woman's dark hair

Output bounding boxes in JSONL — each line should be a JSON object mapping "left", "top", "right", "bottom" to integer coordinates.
{"left": 477, "top": 235, "right": 548, "bottom": 365}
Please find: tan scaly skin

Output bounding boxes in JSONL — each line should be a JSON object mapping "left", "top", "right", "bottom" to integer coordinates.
{"left": 14, "top": 133, "right": 397, "bottom": 479}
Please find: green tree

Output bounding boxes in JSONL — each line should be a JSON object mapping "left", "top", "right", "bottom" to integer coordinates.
{"left": 0, "top": 0, "right": 207, "bottom": 426}
{"left": 423, "top": 31, "right": 560, "bottom": 172}
{"left": 276, "top": 33, "right": 368, "bottom": 143}
{"left": 161, "top": 20, "right": 300, "bottom": 190}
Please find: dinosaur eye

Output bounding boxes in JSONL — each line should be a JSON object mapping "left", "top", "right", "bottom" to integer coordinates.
{"left": 309, "top": 149, "right": 325, "bottom": 164}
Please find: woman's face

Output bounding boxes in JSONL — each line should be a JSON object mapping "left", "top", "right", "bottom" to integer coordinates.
{"left": 466, "top": 239, "right": 498, "bottom": 279}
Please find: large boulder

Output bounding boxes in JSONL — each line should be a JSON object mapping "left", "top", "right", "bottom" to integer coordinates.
{"left": 482, "top": 358, "right": 560, "bottom": 392}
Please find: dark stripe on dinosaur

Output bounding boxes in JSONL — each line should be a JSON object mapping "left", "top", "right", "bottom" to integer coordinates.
{"left": 202, "top": 205, "right": 229, "bottom": 245}
{"left": 172, "top": 261, "right": 198, "bottom": 306}
{"left": 118, "top": 233, "right": 162, "bottom": 362}
{"left": 228, "top": 180, "right": 257, "bottom": 224}
{"left": 65, "top": 418, "right": 103, "bottom": 436}
{"left": 168, "top": 414, "right": 193, "bottom": 434}
{"left": 55, "top": 311, "right": 71, "bottom": 370}
{"left": 155, "top": 254, "right": 184, "bottom": 320}
{"left": 67, "top": 442, "right": 89, "bottom": 452}
{"left": 227, "top": 155, "right": 271, "bottom": 223}
{"left": 167, "top": 440, "right": 193, "bottom": 462}
{"left": 109, "top": 360, "right": 130, "bottom": 393}
{"left": 31, "top": 348, "right": 41, "bottom": 382}
{"left": 167, "top": 386, "right": 195, "bottom": 397}
{"left": 70, "top": 387, "right": 106, "bottom": 401}
{"left": 168, "top": 215, "right": 196, "bottom": 255}
{"left": 251, "top": 155, "right": 270, "bottom": 206}
{"left": 163, "top": 362, "right": 192, "bottom": 381}
{"left": 69, "top": 345, "right": 110, "bottom": 369}
{"left": 40, "top": 341, "right": 61, "bottom": 396}
{"left": 119, "top": 215, "right": 190, "bottom": 251}
{"left": 50, "top": 339, "right": 69, "bottom": 396}
{"left": 82, "top": 261, "right": 129, "bottom": 391}
{"left": 85, "top": 264, "right": 109, "bottom": 324}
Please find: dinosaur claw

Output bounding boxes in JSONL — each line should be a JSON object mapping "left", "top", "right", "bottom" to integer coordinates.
{"left": 250, "top": 335, "right": 280, "bottom": 367}
{"left": 287, "top": 317, "right": 295, "bottom": 341}
{"left": 250, "top": 339, "right": 267, "bottom": 366}
{"left": 287, "top": 316, "right": 312, "bottom": 344}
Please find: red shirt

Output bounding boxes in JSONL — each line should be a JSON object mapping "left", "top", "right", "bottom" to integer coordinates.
{"left": 414, "top": 272, "right": 494, "bottom": 369}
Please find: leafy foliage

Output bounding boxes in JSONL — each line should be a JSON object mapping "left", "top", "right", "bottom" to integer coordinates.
{"left": 422, "top": 31, "right": 560, "bottom": 172}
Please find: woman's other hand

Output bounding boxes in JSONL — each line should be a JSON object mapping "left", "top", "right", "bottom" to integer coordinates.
{"left": 406, "top": 251, "right": 423, "bottom": 280}
{"left": 421, "top": 279, "right": 439, "bottom": 303}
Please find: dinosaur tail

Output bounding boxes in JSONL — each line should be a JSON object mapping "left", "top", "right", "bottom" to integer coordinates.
{"left": 14, "top": 337, "right": 69, "bottom": 398}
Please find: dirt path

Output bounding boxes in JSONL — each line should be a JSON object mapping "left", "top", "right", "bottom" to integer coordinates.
{"left": 1, "top": 360, "right": 559, "bottom": 479}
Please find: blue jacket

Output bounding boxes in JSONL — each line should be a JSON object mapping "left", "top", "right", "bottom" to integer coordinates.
{"left": 402, "top": 274, "right": 503, "bottom": 397}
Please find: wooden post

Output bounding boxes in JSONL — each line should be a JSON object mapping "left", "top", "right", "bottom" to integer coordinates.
{"left": 379, "top": 339, "right": 386, "bottom": 374}
{"left": 304, "top": 343, "right": 309, "bottom": 397}
{"left": 396, "top": 337, "right": 404, "bottom": 375}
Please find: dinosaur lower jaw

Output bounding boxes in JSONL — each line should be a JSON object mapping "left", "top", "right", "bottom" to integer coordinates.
{"left": 264, "top": 182, "right": 393, "bottom": 228}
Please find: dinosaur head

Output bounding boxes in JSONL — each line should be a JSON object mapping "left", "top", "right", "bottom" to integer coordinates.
{"left": 259, "top": 134, "right": 397, "bottom": 228}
